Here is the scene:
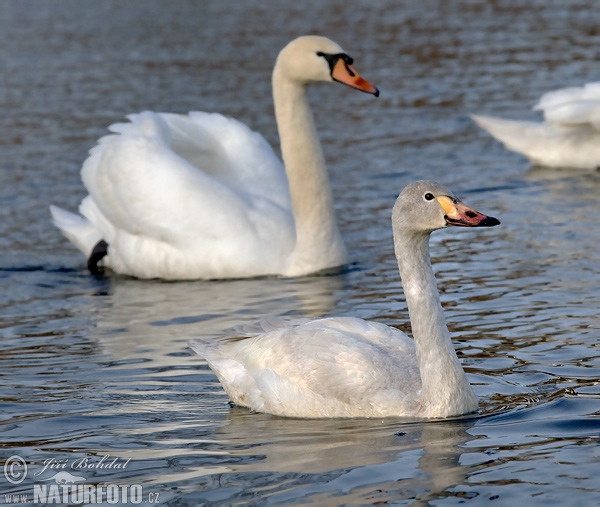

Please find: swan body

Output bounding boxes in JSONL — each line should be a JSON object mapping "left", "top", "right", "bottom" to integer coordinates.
{"left": 472, "top": 82, "right": 600, "bottom": 169}
{"left": 51, "top": 36, "right": 378, "bottom": 279}
{"left": 191, "top": 181, "right": 500, "bottom": 419}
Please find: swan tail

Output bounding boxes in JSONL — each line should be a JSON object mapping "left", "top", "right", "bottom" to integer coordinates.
{"left": 471, "top": 114, "right": 547, "bottom": 162}
{"left": 50, "top": 205, "right": 104, "bottom": 258}
{"left": 189, "top": 339, "right": 213, "bottom": 359}
{"left": 190, "top": 338, "right": 273, "bottom": 413}
{"left": 190, "top": 339, "right": 248, "bottom": 392}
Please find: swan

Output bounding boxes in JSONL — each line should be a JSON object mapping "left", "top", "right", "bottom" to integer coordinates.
{"left": 190, "top": 181, "right": 500, "bottom": 419}
{"left": 50, "top": 36, "right": 379, "bottom": 279}
{"left": 472, "top": 82, "right": 600, "bottom": 169}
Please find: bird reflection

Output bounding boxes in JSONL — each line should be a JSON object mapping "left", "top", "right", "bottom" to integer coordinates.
{"left": 207, "top": 407, "right": 477, "bottom": 502}
{"left": 90, "top": 273, "right": 345, "bottom": 361}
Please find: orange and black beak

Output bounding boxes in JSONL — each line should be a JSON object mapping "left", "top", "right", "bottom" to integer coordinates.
{"left": 318, "top": 52, "right": 379, "bottom": 96}
{"left": 436, "top": 196, "right": 500, "bottom": 227}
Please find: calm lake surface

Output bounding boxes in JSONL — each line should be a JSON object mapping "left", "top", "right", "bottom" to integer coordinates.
{"left": 1, "top": 0, "right": 599, "bottom": 504}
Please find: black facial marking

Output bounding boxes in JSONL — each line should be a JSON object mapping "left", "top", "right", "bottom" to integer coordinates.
{"left": 340, "top": 54, "right": 354, "bottom": 65}
{"left": 317, "top": 52, "right": 353, "bottom": 73}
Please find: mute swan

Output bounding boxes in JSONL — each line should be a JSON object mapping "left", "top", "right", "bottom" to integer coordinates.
{"left": 472, "top": 82, "right": 600, "bottom": 169}
{"left": 50, "top": 36, "right": 379, "bottom": 279}
{"left": 190, "top": 181, "right": 500, "bottom": 419}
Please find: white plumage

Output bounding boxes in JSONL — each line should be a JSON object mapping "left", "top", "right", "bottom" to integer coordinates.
{"left": 191, "top": 181, "right": 501, "bottom": 419}
{"left": 50, "top": 36, "right": 378, "bottom": 279}
{"left": 54, "top": 111, "right": 294, "bottom": 279}
{"left": 472, "top": 82, "right": 600, "bottom": 169}
{"left": 193, "top": 316, "right": 420, "bottom": 418}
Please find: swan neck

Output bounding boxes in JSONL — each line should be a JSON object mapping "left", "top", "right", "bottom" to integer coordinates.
{"left": 394, "top": 231, "right": 477, "bottom": 416}
{"left": 272, "top": 68, "right": 346, "bottom": 274}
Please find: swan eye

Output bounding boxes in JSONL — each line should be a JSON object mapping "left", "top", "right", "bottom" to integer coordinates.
{"left": 424, "top": 193, "right": 435, "bottom": 201}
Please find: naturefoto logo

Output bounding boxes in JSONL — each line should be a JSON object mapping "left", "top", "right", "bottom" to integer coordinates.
{"left": 3, "top": 455, "right": 161, "bottom": 504}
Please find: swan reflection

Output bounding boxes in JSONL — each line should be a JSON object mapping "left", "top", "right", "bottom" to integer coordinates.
{"left": 91, "top": 273, "right": 344, "bottom": 361}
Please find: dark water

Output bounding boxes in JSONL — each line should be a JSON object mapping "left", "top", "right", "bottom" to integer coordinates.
{"left": 1, "top": 0, "right": 599, "bottom": 504}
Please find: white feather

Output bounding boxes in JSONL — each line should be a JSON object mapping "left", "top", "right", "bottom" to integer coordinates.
{"left": 191, "top": 317, "right": 420, "bottom": 418}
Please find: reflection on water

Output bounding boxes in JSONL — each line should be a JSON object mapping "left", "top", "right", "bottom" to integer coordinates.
{"left": 95, "top": 274, "right": 345, "bottom": 360}
{"left": 188, "top": 414, "right": 477, "bottom": 504}
{"left": 2, "top": 0, "right": 600, "bottom": 504}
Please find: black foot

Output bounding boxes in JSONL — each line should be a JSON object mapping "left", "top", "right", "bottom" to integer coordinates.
{"left": 88, "top": 240, "right": 109, "bottom": 275}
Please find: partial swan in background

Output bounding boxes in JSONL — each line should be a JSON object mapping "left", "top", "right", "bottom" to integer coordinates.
{"left": 190, "top": 181, "right": 500, "bottom": 419}
{"left": 50, "top": 36, "right": 379, "bottom": 280}
{"left": 472, "top": 82, "right": 600, "bottom": 169}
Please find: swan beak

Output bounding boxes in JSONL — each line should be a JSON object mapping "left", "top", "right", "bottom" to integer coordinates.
{"left": 331, "top": 58, "right": 379, "bottom": 96}
{"left": 437, "top": 196, "right": 500, "bottom": 227}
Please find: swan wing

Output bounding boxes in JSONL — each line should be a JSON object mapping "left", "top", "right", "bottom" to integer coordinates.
{"left": 537, "top": 100, "right": 600, "bottom": 130}
{"left": 161, "top": 111, "right": 292, "bottom": 209}
{"left": 191, "top": 316, "right": 421, "bottom": 418}
{"left": 78, "top": 111, "right": 295, "bottom": 278}
{"left": 534, "top": 82, "right": 600, "bottom": 129}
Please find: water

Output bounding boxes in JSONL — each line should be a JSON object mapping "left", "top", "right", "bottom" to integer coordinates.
{"left": 1, "top": 0, "right": 599, "bottom": 504}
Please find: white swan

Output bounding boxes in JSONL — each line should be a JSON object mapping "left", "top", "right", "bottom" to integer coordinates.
{"left": 472, "top": 82, "right": 600, "bottom": 169}
{"left": 50, "top": 36, "right": 379, "bottom": 279}
{"left": 190, "top": 181, "right": 500, "bottom": 419}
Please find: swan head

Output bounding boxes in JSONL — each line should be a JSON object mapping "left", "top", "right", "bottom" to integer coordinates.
{"left": 392, "top": 180, "right": 500, "bottom": 234}
{"left": 275, "top": 36, "right": 379, "bottom": 96}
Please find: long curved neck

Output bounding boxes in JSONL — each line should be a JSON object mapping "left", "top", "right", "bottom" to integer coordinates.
{"left": 394, "top": 230, "right": 477, "bottom": 417}
{"left": 272, "top": 68, "right": 346, "bottom": 275}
